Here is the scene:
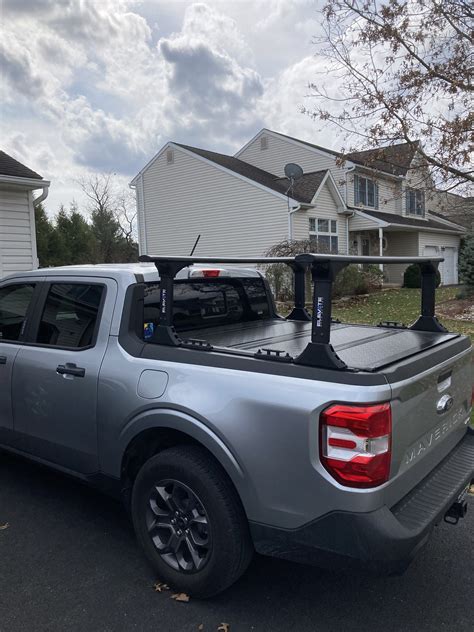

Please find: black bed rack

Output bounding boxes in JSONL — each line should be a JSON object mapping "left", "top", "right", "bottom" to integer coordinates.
{"left": 139, "top": 253, "right": 447, "bottom": 371}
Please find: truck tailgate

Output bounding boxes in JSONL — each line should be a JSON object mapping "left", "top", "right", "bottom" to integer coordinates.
{"left": 388, "top": 344, "right": 472, "bottom": 500}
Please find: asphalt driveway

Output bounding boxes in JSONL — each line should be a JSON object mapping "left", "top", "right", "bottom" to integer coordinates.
{"left": 0, "top": 451, "right": 473, "bottom": 632}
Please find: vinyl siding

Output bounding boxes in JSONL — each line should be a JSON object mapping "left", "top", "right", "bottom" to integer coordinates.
{"left": 141, "top": 146, "right": 290, "bottom": 257}
{"left": 348, "top": 213, "right": 380, "bottom": 231}
{"left": 418, "top": 232, "right": 460, "bottom": 253}
{"left": 346, "top": 170, "right": 402, "bottom": 215}
{"left": 292, "top": 182, "right": 348, "bottom": 253}
{"left": 237, "top": 133, "right": 349, "bottom": 203}
{"left": 383, "top": 231, "right": 419, "bottom": 284}
{"left": 0, "top": 188, "right": 36, "bottom": 277}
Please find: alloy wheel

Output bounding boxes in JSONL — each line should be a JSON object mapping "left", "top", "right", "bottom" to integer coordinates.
{"left": 146, "top": 479, "right": 211, "bottom": 573}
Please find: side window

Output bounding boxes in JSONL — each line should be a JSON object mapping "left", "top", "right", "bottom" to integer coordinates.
{"left": 0, "top": 284, "right": 35, "bottom": 342}
{"left": 36, "top": 283, "right": 104, "bottom": 349}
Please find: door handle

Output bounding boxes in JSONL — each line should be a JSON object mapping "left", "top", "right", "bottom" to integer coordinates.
{"left": 56, "top": 363, "right": 86, "bottom": 378}
{"left": 0, "top": 356, "right": 6, "bottom": 365}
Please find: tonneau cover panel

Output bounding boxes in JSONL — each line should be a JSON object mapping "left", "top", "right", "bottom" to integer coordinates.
{"left": 182, "top": 320, "right": 459, "bottom": 372}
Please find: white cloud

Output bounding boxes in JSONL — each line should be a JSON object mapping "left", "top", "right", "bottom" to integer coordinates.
{"left": 257, "top": 55, "right": 347, "bottom": 150}
{"left": 1, "top": 0, "right": 330, "bottom": 214}
{"left": 157, "top": 3, "right": 264, "bottom": 147}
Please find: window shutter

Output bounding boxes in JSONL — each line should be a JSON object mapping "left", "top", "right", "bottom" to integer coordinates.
{"left": 405, "top": 189, "right": 409, "bottom": 214}
{"left": 354, "top": 175, "right": 359, "bottom": 205}
{"left": 374, "top": 182, "right": 379, "bottom": 209}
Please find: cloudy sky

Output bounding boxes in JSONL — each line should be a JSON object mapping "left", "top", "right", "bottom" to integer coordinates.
{"left": 1, "top": 0, "right": 343, "bottom": 214}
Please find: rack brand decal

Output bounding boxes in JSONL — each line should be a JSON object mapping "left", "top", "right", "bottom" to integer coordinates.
{"left": 316, "top": 296, "right": 324, "bottom": 327}
{"left": 161, "top": 288, "right": 167, "bottom": 314}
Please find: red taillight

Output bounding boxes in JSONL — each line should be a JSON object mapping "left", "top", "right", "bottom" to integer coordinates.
{"left": 320, "top": 403, "right": 392, "bottom": 488}
{"left": 202, "top": 269, "right": 220, "bottom": 278}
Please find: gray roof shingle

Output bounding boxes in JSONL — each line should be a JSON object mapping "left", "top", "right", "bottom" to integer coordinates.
{"left": 275, "top": 170, "right": 328, "bottom": 204}
{"left": 353, "top": 208, "right": 465, "bottom": 232}
{"left": 0, "top": 150, "right": 43, "bottom": 180}
{"left": 344, "top": 142, "right": 419, "bottom": 176}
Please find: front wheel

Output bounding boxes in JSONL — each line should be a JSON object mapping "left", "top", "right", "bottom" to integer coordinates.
{"left": 131, "top": 445, "right": 253, "bottom": 597}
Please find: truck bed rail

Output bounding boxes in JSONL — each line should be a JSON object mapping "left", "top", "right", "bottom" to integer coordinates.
{"left": 139, "top": 253, "right": 447, "bottom": 371}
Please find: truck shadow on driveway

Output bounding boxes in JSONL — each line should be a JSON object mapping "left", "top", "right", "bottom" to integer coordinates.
{"left": 0, "top": 452, "right": 472, "bottom": 632}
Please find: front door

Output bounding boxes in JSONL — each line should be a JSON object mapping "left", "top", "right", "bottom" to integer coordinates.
{"left": 0, "top": 280, "right": 41, "bottom": 444}
{"left": 12, "top": 278, "right": 115, "bottom": 474}
{"left": 361, "top": 237, "right": 370, "bottom": 256}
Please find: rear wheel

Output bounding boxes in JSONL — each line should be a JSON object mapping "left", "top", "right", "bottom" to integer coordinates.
{"left": 131, "top": 445, "right": 253, "bottom": 597}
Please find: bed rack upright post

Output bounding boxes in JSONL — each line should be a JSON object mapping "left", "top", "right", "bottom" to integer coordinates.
{"left": 286, "top": 262, "right": 311, "bottom": 321}
{"left": 410, "top": 262, "right": 447, "bottom": 333}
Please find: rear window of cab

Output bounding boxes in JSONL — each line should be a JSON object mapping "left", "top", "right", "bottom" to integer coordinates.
{"left": 143, "top": 277, "right": 271, "bottom": 339}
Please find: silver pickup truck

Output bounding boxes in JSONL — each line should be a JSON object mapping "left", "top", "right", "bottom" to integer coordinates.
{"left": 0, "top": 253, "right": 472, "bottom": 598}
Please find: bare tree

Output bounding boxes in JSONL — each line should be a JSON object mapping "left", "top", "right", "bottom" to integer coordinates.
{"left": 115, "top": 190, "right": 138, "bottom": 245}
{"left": 78, "top": 174, "right": 138, "bottom": 263}
{"left": 79, "top": 174, "right": 113, "bottom": 213}
{"left": 264, "top": 239, "right": 324, "bottom": 301}
{"left": 306, "top": 0, "right": 474, "bottom": 194}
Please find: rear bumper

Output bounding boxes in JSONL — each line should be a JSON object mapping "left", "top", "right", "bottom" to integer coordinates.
{"left": 250, "top": 430, "right": 474, "bottom": 574}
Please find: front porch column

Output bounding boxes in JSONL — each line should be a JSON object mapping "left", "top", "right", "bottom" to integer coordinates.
{"left": 378, "top": 227, "right": 384, "bottom": 272}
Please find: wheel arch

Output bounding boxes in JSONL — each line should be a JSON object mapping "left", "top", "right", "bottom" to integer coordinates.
{"left": 118, "top": 408, "right": 255, "bottom": 516}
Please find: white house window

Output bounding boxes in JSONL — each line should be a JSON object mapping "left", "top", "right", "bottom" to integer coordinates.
{"left": 354, "top": 174, "right": 379, "bottom": 208}
{"left": 166, "top": 148, "right": 174, "bottom": 165}
{"left": 260, "top": 136, "right": 268, "bottom": 150}
{"left": 406, "top": 188, "right": 425, "bottom": 216}
{"left": 309, "top": 218, "right": 338, "bottom": 253}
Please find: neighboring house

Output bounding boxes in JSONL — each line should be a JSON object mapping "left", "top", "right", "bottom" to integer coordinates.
{"left": 131, "top": 129, "right": 467, "bottom": 285}
{"left": 0, "top": 151, "right": 50, "bottom": 278}
{"left": 431, "top": 192, "right": 474, "bottom": 231}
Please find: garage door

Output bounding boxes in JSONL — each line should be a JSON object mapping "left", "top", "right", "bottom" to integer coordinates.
{"left": 441, "top": 247, "right": 457, "bottom": 285}
{"left": 423, "top": 245, "right": 457, "bottom": 285}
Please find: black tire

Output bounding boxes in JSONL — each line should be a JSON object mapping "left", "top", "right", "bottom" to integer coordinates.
{"left": 131, "top": 445, "right": 253, "bottom": 598}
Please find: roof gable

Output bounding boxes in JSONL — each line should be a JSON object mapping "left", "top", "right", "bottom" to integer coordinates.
{"left": 173, "top": 143, "right": 320, "bottom": 204}
{"left": 0, "top": 150, "right": 43, "bottom": 180}
{"left": 235, "top": 128, "right": 340, "bottom": 162}
{"left": 236, "top": 129, "right": 419, "bottom": 178}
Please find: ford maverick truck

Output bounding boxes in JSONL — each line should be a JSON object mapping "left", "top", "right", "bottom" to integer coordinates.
{"left": 0, "top": 253, "right": 472, "bottom": 597}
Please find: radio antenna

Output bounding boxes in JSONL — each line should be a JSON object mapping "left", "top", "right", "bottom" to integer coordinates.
{"left": 190, "top": 234, "right": 201, "bottom": 256}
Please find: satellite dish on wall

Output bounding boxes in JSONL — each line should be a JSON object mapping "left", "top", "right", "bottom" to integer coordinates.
{"left": 284, "top": 163, "right": 304, "bottom": 180}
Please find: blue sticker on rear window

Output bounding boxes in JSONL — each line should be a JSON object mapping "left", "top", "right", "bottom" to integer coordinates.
{"left": 144, "top": 322, "right": 155, "bottom": 340}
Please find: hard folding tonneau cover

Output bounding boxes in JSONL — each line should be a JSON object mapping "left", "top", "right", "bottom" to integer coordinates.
{"left": 180, "top": 319, "right": 458, "bottom": 372}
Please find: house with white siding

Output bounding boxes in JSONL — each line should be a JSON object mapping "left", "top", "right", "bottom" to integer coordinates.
{"left": 131, "top": 129, "right": 467, "bottom": 285}
{"left": 0, "top": 151, "right": 50, "bottom": 278}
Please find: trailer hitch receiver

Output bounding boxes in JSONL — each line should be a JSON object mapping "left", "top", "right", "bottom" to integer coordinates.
{"left": 444, "top": 499, "right": 468, "bottom": 525}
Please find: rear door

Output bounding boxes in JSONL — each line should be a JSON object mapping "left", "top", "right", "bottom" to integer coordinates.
{"left": 11, "top": 277, "right": 116, "bottom": 474}
{"left": 0, "top": 279, "right": 42, "bottom": 444}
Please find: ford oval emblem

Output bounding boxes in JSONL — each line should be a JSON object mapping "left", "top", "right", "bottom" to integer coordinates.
{"left": 437, "top": 394, "right": 454, "bottom": 414}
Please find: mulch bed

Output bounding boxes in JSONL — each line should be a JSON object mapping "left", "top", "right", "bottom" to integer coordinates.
{"left": 437, "top": 296, "right": 474, "bottom": 322}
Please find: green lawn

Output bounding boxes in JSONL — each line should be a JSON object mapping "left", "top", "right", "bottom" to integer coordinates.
{"left": 332, "top": 286, "right": 474, "bottom": 341}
